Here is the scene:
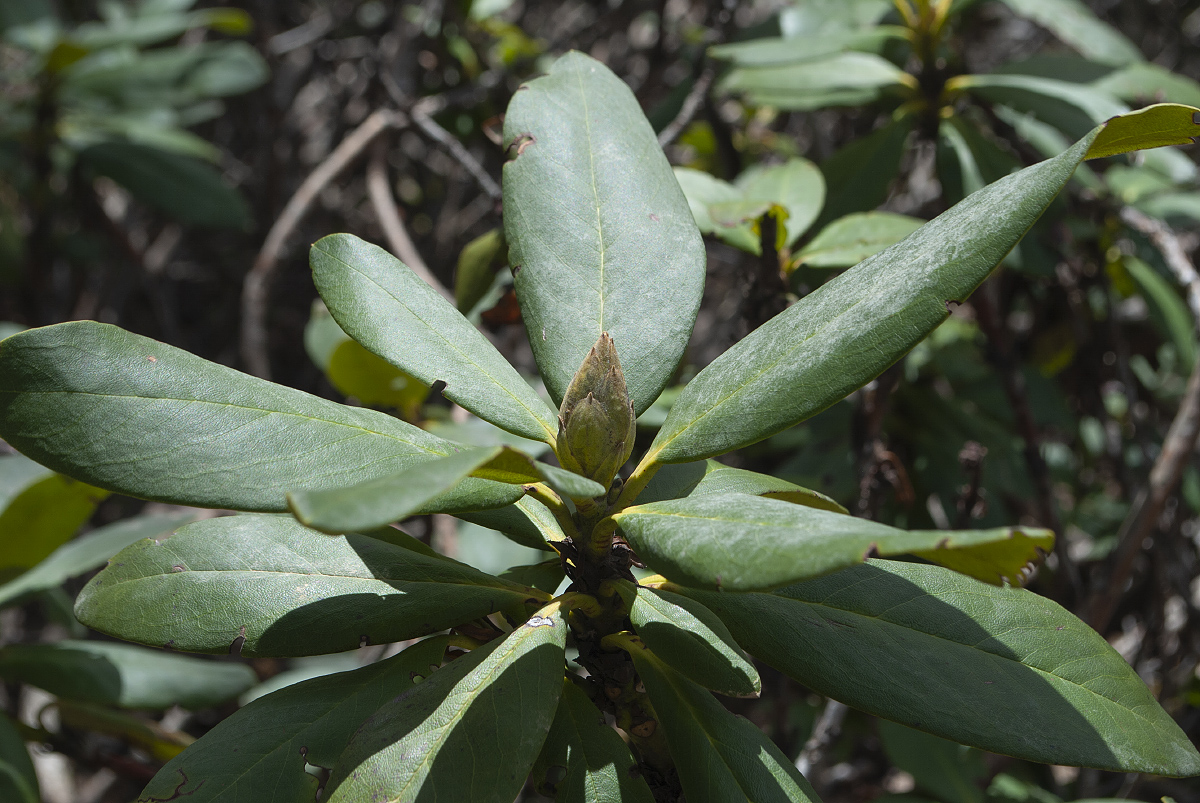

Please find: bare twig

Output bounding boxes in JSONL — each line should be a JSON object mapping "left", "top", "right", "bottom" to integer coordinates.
{"left": 381, "top": 72, "right": 502, "bottom": 202}
{"left": 366, "top": 140, "right": 453, "bottom": 300}
{"left": 1088, "top": 212, "right": 1200, "bottom": 633}
{"left": 974, "top": 279, "right": 1079, "bottom": 596}
{"left": 795, "top": 699, "right": 847, "bottom": 780}
{"left": 411, "top": 109, "right": 502, "bottom": 202}
{"left": 658, "top": 63, "right": 715, "bottom": 148}
{"left": 241, "top": 108, "right": 404, "bottom": 378}
{"left": 1120, "top": 206, "right": 1200, "bottom": 322}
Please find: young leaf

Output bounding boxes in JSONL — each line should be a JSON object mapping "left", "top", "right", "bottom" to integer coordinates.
{"left": 531, "top": 679, "right": 656, "bottom": 803}
{"left": 682, "top": 559, "right": 1200, "bottom": 776}
{"left": 674, "top": 168, "right": 760, "bottom": 253}
{"left": 0, "top": 511, "right": 194, "bottom": 608}
{"left": 325, "top": 603, "right": 569, "bottom": 803}
{"left": 611, "top": 493, "right": 1051, "bottom": 590}
{"left": 0, "top": 713, "right": 37, "bottom": 803}
{"left": 615, "top": 582, "right": 759, "bottom": 697}
{"left": 311, "top": 234, "right": 559, "bottom": 443}
{"left": 134, "top": 637, "right": 450, "bottom": 803}
{"left": 0, "top": 321, "right": 520, "bottom": 513}
{"left": 74, "top": 514, "right": 541, "bottom": 657}
{"left": 793, "top": 212, "right": 924, "bottom": 270}
{"left": 643, "top": 122, "right": 1105, "bottom": 466}
{"left": 614, "top": 635, "right": 819, "bottom": 803}
{"left": 503, "top": 51, "right": 706, "bottom": 414}
{"left": 0, "top": 453, "right": 107, "bottom": 578}
{"left": 736, "top": 157, "right": 825, "bottom": 247}
{"left": 0, "top": 640, "right": 255, "bottom": 709}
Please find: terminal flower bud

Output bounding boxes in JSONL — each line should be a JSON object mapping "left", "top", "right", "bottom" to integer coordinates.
{"left": 556, "top": 333, "right": 636, "bottom": 493}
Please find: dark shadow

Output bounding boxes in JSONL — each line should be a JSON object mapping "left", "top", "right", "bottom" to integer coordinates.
{"left": 321, "top": 639, "right": 563, "bottom": 801}
{"left": 255, "top": 534, "right": 533, "bottom": 656}
{"left": 684, "top": 561, "right": 1197, "bottom": 776}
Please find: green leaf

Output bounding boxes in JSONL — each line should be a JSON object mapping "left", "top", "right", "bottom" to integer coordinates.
{"left": 794, "top": 212, "right": 924, "bottom": 269}
{"left": 74, "top": 514, "right": 540, "bottom": 657}
{"left": 709, "top": 27, "right": 908, "bottom": 67}
{"left": 0, "top": 453, "right": 106, "bottom": 578}
{"left": 616, "top": 582, "right": 759, "bottom": 697}
{"left": 289, "top": 444, "right": 600, "bottom": 533}
{"left": 643, "top": 126, "right": 1099, "bottom": 466}
{"left": 134, "top": 637, "right": 449, "bottom": 803}
{"left": 532, "top": 679, "right": 656, "bottom": 802}
{"left": 998, "top": 0, "right": 1142, "bottom": 66}
{"left": 1138, "top": 191, "right": 1200, "bottom": 223}
{"left": 0, "top": 321, "right": 520, "bottom": 513}
{"left": 325, "top": 603, "right": 569, "bottom": 803}
{"left": 953, "top": 73, "right": 1127, "bottom": 139}
{"left": 0, "top": 640, "right": 255, "bottom": 709}
{"left": 311, "top": 234, "right": 558, "bottom": 443}
{"left": 720, "top": 51, "right": 912, "bottom": 110}
{"left": 499, "top": 559, "right": 565, "bottom": 593}
{"left": 815, "top": 116, "right": 912, "bottom": 228}
{"left": 691, "top": 466, "right": 847, "bottom": 513}
{"left": 877, "top": 719, "right": 985, "bottom": 803}
{"left": 673, "top": 168, "right": 760, "bottom": 253}
{"left": 1085, "top": 103, "right": 1200, "bottom": 160}
{"left": 0, "top": 713, "right": 37, "bottom": 803}
{"left": 993, "top": 106, "right": 1105, "bottom": 192}
{"left": 614, "top": 493, "right": 1050, "bottom": 590}
{"left": 1092, "top": 62, "right": 1200, "bottom": 109}
{"left": 78, "top": 141, "right": 251, "bottom": 228}
{"left": 458, "top": 494, "right": 564, "bottom": 550}
{"left": 616, "top": 635, "right": 820, "bottom": 803}
{"left": 634, "top": 461, "right": 845, "bottom": 513}
{"left": 682, "top": 559, "right": 1200, "bottom": 775}
{"left": 305, "top": 300, "right": 429, "bottom": 417}
{"left": 736, "top": 157, "right": 825, "bottom": 247}
{"left": 502, "top": 51, "right": 706, "bottom": 414}
{"left": 936, "top": 117, "right": 1021, "bottom": 204}
{"left": 456, "top": 228, "right": 507, "bottom": 314}
{"left": 0, "top": 715, "right": 36, "bottom": 801}
{"left": 0, "top": 511, "right": 193, "bottom": 608}
{"left": 289, "top": 446, "right": 509, "bottom": 534}
{"left": 1123, "top": 256, "right": 1197, "bottom": 367}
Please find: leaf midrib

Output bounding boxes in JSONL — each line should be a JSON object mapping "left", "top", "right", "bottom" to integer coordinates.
{"left": 780, "top": 590, "right": 1182, "bottom": 737}
{"left": 95, "top": 566, "right": 523, "bottom": 593}
{"left": 391, "top": 621, "right": 555, "bottom": 801}
{"left": 0, "top": 388, "right": 445, "bottom": 456}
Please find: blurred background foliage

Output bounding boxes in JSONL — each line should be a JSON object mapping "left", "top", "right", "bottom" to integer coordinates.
{"left": 3, "top": 0, "right": 1200, "bottom": 801}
